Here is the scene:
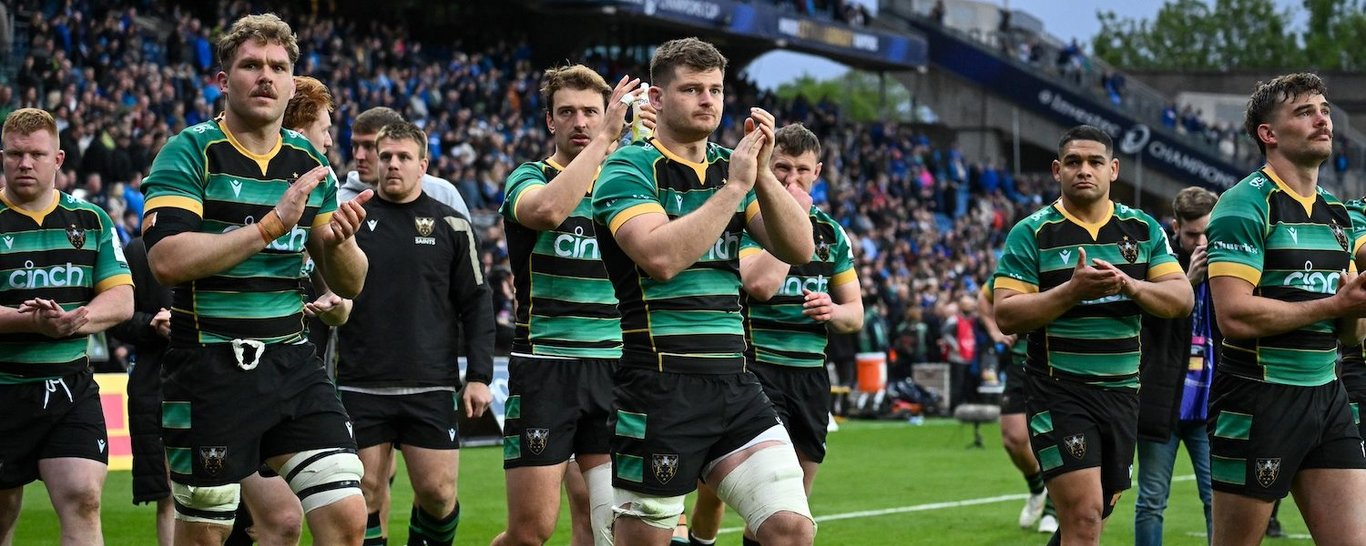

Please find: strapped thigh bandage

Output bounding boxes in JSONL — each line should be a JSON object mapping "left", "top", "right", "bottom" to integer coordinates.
{"left": 612, "top": 489, "right": 687, "bottom": 530}
{"left": 584, "top": 463, "right": 615, "bottom": 546}
{"left": 278, "top": 448, "right": 364, "bottom": 512}
{"left": 713, "top": 430, "right": 814, "bottom": 532}
{"left": 172, "top": 482, "right": 241, "bottom": 525}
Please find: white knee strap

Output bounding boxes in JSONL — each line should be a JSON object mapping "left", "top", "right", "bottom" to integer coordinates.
{"left": 278, "top": 448, "right": 364, "bottom": 513}
{"left": 583, "top": 463, "right": 615, "bottom": 546}
{"left": 714, "top": 443, "right": 814, "bottom": 533}
{"left": 612, "top": 488, "right": 686, "bottom": 530}
{"left": 171, "top": 482, "right": 240, "bottom": 526}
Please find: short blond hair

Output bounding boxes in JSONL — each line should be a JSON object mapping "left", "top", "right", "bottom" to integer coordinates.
{"left": 2, "top": 108, "right": 58, "bottom": 142}
{"left": 218, "top": 13, "right": 299, "bottom": 70}
{"left": 376, "top": 121, "right": 428, "bottom": 160}
{"left": 284, "top": 76, "right": 334, "bottom": 131}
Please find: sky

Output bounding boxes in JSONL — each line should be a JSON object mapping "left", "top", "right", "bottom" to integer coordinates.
{"left": 746, "top": 0, "right": 1304, "bottom": 89}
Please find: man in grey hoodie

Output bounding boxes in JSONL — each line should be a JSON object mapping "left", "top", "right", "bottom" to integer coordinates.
{"left": 340, "top": 106, "right": 471, "bottom": 217}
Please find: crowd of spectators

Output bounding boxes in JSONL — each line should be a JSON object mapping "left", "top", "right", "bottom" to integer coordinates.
{"left": 921, "top": 1, "right": 1337, "bottom": 175}
{"left": 778, "top": 0, "right": 873, "bottom": 26}
{"left": 4, "top": 0, "right": 1060, "bottom": 410}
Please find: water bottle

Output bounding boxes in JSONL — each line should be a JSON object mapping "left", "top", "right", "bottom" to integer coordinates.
{"left": 629, "top": 82, "right": 652, "bottom": 142}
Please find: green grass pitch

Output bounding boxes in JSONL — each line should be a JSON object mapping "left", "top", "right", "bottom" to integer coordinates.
{"left": 15, "top": 419, "right": 1308, "bottom": 544}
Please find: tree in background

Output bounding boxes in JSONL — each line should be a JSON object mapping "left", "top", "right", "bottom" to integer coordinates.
{"left": 775, "top": 71, "right": 916, "bottom": 123}
{"left": 1094, "top": 0, "right": 1366, "bottom": 71}
{"left": 1303, "top": 0, "right": 1366, "bottom": 70}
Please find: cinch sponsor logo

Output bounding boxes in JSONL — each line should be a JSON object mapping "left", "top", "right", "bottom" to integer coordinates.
{"left": 554, "top": 226, "right": 600, "bottom": 259}
{"left": 703, "top": 231, "right": 740, "bottom": 261}
{"left": 7, "top": 261, "right": 84, "bottom": 289}
{"left": 1285, "top": 263, "right": 1339, "bottom": 295}
{"left": 780, "top": 274, "right": 828, "bottom": 296}
{"left": 1080, "top": 294, "right": 1126, "bottom": 305}
{"left": 223, "top": 221, "right": 308, "bottom": 252}
{"left": 266, "top": 225, "right": 308, "bottom": 252}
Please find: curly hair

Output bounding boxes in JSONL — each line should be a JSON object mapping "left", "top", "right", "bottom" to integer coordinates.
{"left": 540, "top": 64, "right": 611, "bottom": 112}
{"left": 217, "top": 13, "right": 299, "bottom": 70}
{"left": 283, "top": 76, "right": 333, "bottom": 131}
{"left": 1244, "top": 73, "right": 1328, "bottom": 157}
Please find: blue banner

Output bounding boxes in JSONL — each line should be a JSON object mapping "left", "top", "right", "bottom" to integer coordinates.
{"left": 915, "top": 21, "right": 1243, "bottom": 190}
{"left": 540, "top": 0, "right": 926, "bottom": 70}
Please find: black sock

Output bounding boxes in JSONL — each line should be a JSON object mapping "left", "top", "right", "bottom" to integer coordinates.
{"left": 363, "top": 511, "right": 386, "bottom": 546}
{"left": 1046, "top": 530, "right": 1061, "bottom": 546}
{"left": 742, "top": 537, "right": 762, "bottom": 546}
{"left": 1043, "top": 495, "right": 1057, "bottom": 517}
{"left": 407, "top": 503, "right": 459, "bottom": 546}
{"left": 1025, "top": 472, "right": 1046, "bottom": 495}
{"left": 224, "top": 500, "right": 253, "bottom": 546}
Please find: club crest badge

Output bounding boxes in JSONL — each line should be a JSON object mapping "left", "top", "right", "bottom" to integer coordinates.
{"left": 1256, "top": 458, "right": 1281, "bottom": 488}
{"left": 652, "top": 453, "right": 680, "bottom": 484}
{"left": 200, "top": 446, "right": 227, "bottom": 477}
{"left": 1118, "top": 236, "right": 1138, "bottom": 264}
{"left": 525, "top": 428, "right": 549, "bottom": 455}
{"left": 1064, "top": 433, "right": 1087, "bottom": 460}
{"left": 66, "top": 225, "right": 86, "bottom": 249}
{"left": 1333, "top": 223, "right": 1349, "bottom": 252}
{"left": 815, "top": 232, "right": 831, "bottom": 261}
{"left": 415, "top": 217, "right": 435, "bottom": 237}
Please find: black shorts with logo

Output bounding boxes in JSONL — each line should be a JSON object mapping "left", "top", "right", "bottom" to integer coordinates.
{"left": 751, "top": 362, "right": 830, "bottom": 464}
{"left": 1000, "top": 357, "right": 1028, "bottom": 415}
{"left": 0, "top": 369, "right": 109, "bottom": 489}
{"left": 502, "top": 356, "right": 616, "bottom": 469}
{"left": 341, "top": 390, "right": 461, "bottom": 451}
{"left": 160, "top": 342, "right": 356, "bottom": 487}
{"left": 610, "top": 359, "right": 781, "bottom": 497}
{"left": 1339, "top": 361, "right": 1366, "bottom": 438}
{"left": 1207, "top": 371, "right": 1366, "bottom": 500}
{"left": 1025, "top": 372, "right": 1138, "bottom": 493}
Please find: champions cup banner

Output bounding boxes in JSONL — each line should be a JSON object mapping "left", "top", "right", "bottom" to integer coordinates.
{"left": 913, "top": 21, "right": 1243, "bottom": 190}
{"left": 543, "top": 0, "right": 927, "bottom": 70}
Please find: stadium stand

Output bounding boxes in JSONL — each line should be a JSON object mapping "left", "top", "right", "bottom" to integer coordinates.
{"left": 10, "top": 0, "right": 1358, "bottom": 410}
{"left": 0, "top": 0, "right": 1055, "bottom": 393}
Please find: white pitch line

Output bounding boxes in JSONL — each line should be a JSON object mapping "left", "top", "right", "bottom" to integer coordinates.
{"left": 718, "top": 494, "right": 1028, "bottom": 534}
{"left": 719, "top": 474, "right": 1200, "bottom": 534}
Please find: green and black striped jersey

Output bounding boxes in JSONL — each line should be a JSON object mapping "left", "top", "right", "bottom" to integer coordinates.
{"left": 0, "top": 191, "right": 132, "bottom": 383}
{"left": 994, "top": 200, "right": 1181, "bottom": 389}
{"left": 1207, "top": 168, "right": 1356, "bottom": 386}
{"left": 500, "top": 158, "right": 622, "bottom": 359}
{"left": 981, "top": 279, "right": 1027, "bottom": 363}
{"left": 740, "top": 205, "right": 855, "bottom": 368}
{"left": 1337, "top": 198, "right": 1366, "bottom": 382}
{"left": 142, "top": 120, "right": 337, "bottom": 346}
{"left": 592, "top": 138, "right": 758, "bottom": 366}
